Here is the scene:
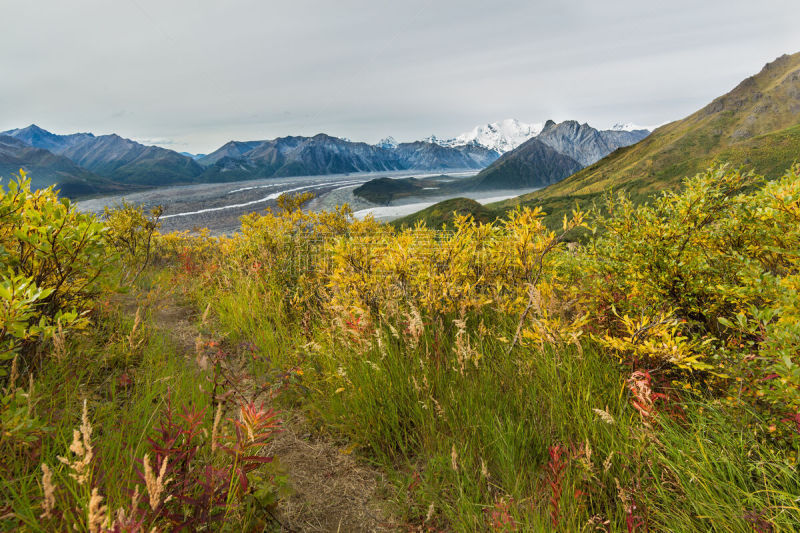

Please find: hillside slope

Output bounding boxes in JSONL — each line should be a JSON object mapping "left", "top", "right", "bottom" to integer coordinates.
{"left": 390, "top": 197, "right": 497, "bottom": 228}
{"left": 0, "top": 135, "right": 121, "bottom": 196}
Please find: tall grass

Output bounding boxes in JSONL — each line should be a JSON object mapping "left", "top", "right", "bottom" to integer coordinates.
{"left": 2, "top": 281, "right": 207, "bottom": 526}
{"left": 188, "top": 266, "right": 800, "bottom": 531}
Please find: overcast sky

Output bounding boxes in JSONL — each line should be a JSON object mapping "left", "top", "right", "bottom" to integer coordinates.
{"left": 2, "top": 0, "right": 799, "bottom": 153}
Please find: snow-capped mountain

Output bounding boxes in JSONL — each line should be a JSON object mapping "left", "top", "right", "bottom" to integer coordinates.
{"left": 424, "top": 119, "right": 543, "bottom": 153}
{"left": 610, "top": 122, "right": 650, "bottom": 132}
{"left": 376, "top": 136, "right": 398, "bottom": 149}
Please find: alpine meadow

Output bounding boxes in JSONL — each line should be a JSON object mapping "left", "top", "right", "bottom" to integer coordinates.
{"left": 3, "top": 2, "right": 800, "bottom": 532}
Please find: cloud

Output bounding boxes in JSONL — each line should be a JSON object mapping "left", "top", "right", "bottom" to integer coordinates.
{"left": 1, "top": 0, "right": 798, "bottom": 153}
{"left": 132, "top": 137, "right": 177, "bottom": 146}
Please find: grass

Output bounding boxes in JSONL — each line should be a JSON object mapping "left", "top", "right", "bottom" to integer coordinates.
{"left": 5, "top": 251, "right": 799, "bottom": 531}
{"left": 1, "top": 267, "right": 290, "bottom": 531}
{"left": 2, "top": 277, "right": 206, "bottom": 528}
{"left": 183, "top": 269, "right": 800, "bottom": 531}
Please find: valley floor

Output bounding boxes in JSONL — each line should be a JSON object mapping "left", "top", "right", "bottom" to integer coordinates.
{"left": 76, "top": 169, "right": 534, "bottom": 232}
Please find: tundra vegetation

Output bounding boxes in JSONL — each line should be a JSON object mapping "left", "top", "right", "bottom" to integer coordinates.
{"left": 1, "top": 164, "right": 800, "bottom": 531}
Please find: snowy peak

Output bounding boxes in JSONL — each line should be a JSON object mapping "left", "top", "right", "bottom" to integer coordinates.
{"left": 422, "top": 119, "right": 542, "bottom": 153}
{"left": 456, "top": 119, "right": 544, "bottom": 153}
{"left": 611, "top": 122, "right": 650, "bottom": 132}
{"left": 376, "top": 136, "right": 398, "bottom": 149}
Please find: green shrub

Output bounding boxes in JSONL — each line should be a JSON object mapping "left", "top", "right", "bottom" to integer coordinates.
{"left": 0, "top": 172, "right": 110, "bottom": 373}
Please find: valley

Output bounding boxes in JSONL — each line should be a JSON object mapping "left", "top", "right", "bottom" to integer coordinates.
{"left": 77, "top": 168, "right": 508, "bottom": 233}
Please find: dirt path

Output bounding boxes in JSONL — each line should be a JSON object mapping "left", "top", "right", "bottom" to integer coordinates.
{"left": 146, "top": 297, "right": 399, "bottom": 532}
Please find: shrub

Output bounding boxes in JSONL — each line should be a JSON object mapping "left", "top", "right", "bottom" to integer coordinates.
{"left": 103, "top": 200, "right": 163, "bottom": 284}
{"left": 0, "top": 172, "right": 110, "bottom": 372}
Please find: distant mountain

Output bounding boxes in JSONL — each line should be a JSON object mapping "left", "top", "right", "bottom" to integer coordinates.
{"left": 0, "top": 135, "right": 120, "bottom": 196}
{"left": 535, "top": 120, "right": 650, "bottom": 166}
{"left": 610, "top": 122, "right": 651, "bottom": 132}
{"left": 510, "top": 52, "right": 800, "bottom": 204}
{"left": 2, "top": 125, "right": 204, "bottom": 187}
{"left": 353, "top": 119, "right": 650, "bottom": 207}
{"left": 1, "top": 124, "right": 93, "bottom": 154}
{"left": 466, "top": 120, "right": 647, "bottom": 191}
{"left": 352, "top": 137, "right": 581, "bottom": 205}
{"left": 197, "top": 141, "right": 263, "bottom": 166}
{"left": 200, "top": 135, "right": 404, "bottom": 181}
{"left": 394, "top": 141, "right": 499, "bottom": 169}
{"left": 57, "top": 134, "right": 204, "bottom": 186}
{"left": 425, "top": 119, "right": 543, "bottom": 153}
{"left": 261, "top": 134, "right": 407, "bottom": 177}
{"left": 199, "top": 134, "right": 499, "bottom": 182}
{"left": 469, "top": 138, "right": 583, "bottom": 190}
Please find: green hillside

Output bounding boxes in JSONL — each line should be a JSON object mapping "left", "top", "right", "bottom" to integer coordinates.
{"left": 391, "top": 197, "right": 499, "bottom": 228}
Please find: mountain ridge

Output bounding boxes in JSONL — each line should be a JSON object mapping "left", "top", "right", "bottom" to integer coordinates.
{"left": 0, "top": 134, "right": 123, "bottom": 196}
{"left": 197, "top": 134, "right": 501, "bottom": 182}
{"left": 2, "top": 125, "right": 204, "bottom": 189}
{"left": 424, "top": 118, "right": 650, "bottom": 154}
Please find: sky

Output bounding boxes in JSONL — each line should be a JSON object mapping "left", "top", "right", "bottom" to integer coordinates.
{"left": 2, "top": 0, "right": 799, "bottom": 154}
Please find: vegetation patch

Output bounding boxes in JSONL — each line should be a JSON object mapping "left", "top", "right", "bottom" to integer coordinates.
{"left": 3, "top": 163, "right": 800, "bottom": 531}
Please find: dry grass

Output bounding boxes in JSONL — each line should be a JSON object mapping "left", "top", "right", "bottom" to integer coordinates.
{"left": 266, "top": 412, "right": 396, "bottom": 532}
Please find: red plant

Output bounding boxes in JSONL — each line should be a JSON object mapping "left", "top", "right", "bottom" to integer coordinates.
{"left": 485, "top": 497, "right": 518, "bottom": 531}
{"left": 627, "top": 370, "right": 666, "bottom": 422}
{"left": 345, "top": 312, "right": 367, "bottom": 334}
{"left": 626, "top": 506, "right": 645, "bottom": 533}
{"left": 783, "top": 412, "right": 800, "bottom": 434}
{"left": 545, "top": 444, "right": 567, "bottom": 528}
{"left": 129, "top": 397, "right": 280, "bottom": 531}
{"left": 221, "top": 402, "right": 281, "bottom": 495}
{"left": 178, "top": 250, "right": 199, "bottom": 276}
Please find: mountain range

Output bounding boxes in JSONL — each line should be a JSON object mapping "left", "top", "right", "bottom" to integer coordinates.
{"left": 353, "top": 120, "right": 651, "bottom": 203}
{"left": 0, "top": 126, "right": 504, "bottom": 197}
{"left": 195, "top": 134, "right": 500, "bottom": 183}
{"left": 1, "top": 116, "right": 648, "bottom": 198}
{"left": 468, "top": 120, "right": 650, "bottom": 190}
{"left": 422, "top": 118, "right": 650, "bottom": 155}
{"left": 0, "top": 125, "right": 206, "bottom": 195}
